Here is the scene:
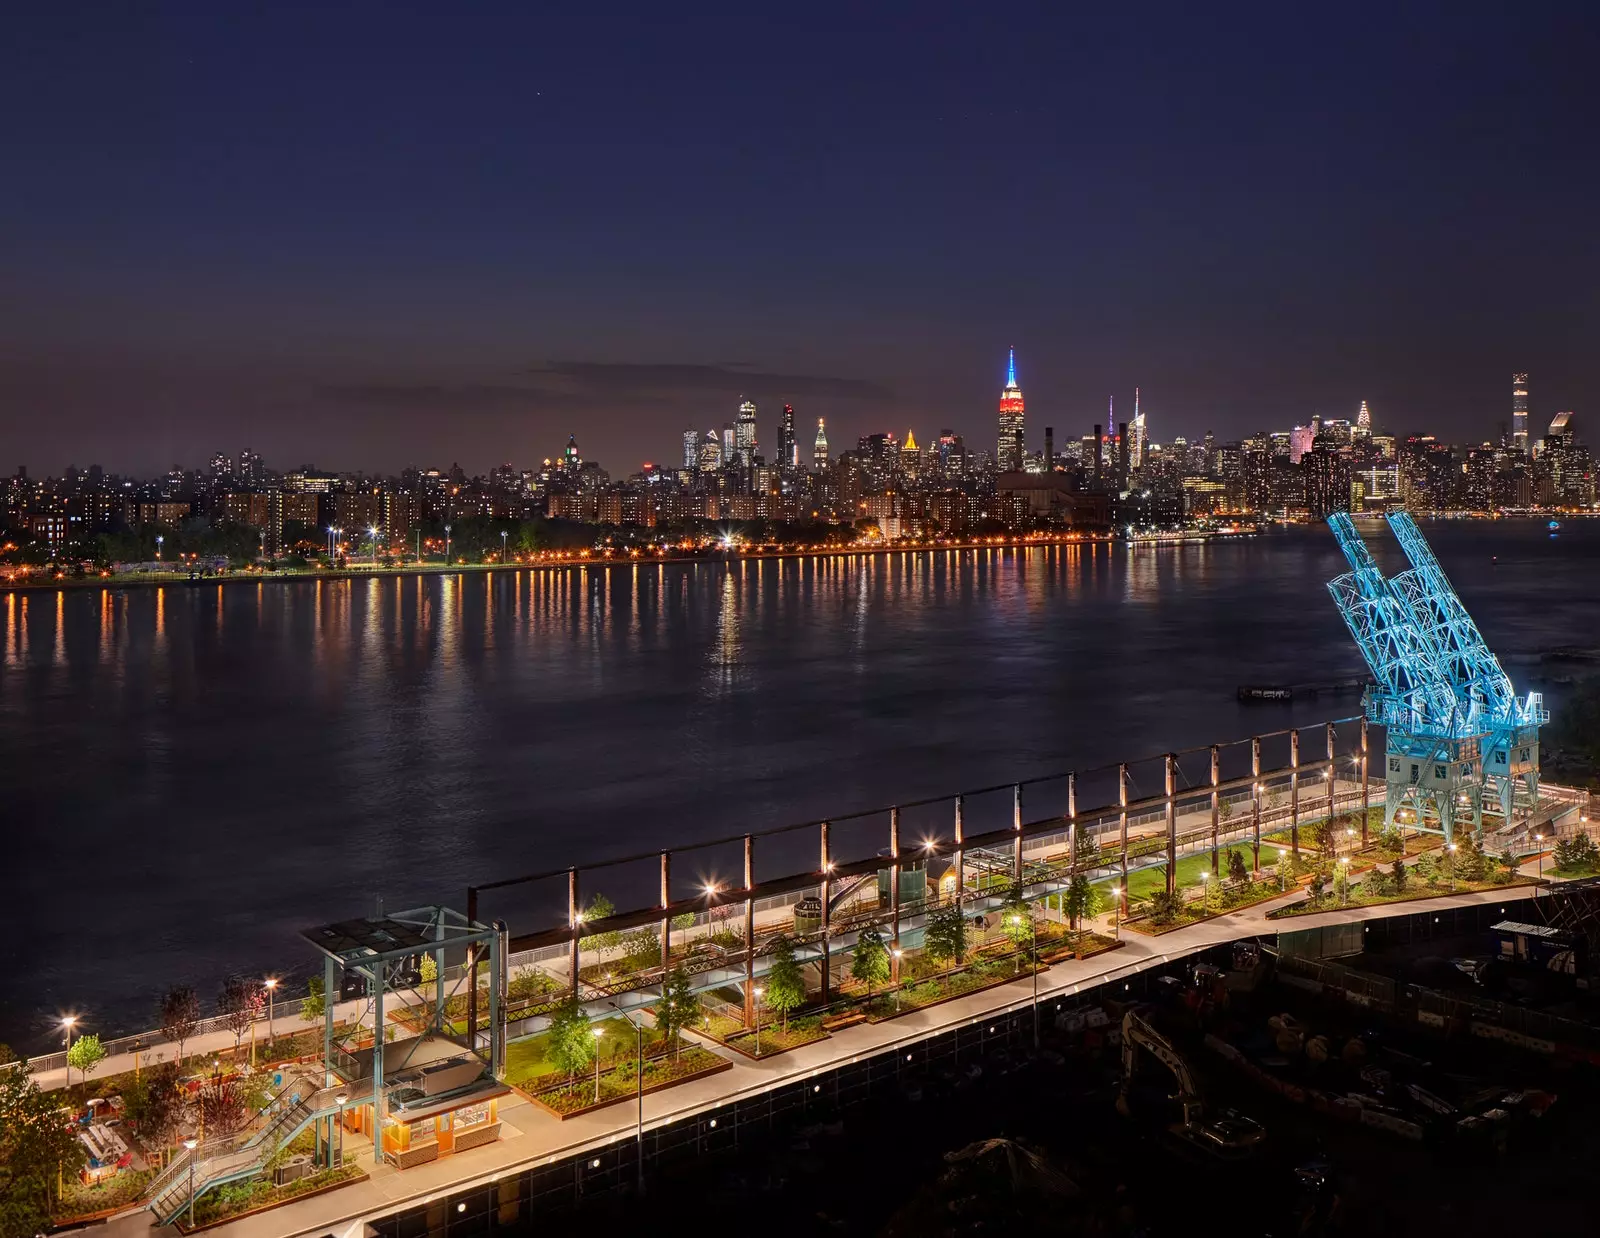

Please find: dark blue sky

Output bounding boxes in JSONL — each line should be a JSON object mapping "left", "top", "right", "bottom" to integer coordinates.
{"left": 3, "top": 2, "right": 1597, "bottom": 475}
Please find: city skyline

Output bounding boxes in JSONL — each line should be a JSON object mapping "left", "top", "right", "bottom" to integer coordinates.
{"left": 3, "top": 7, "right": 1598, "bottom": 474}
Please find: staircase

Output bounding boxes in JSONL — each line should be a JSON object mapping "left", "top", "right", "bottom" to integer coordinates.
{"left": 147, "top": 1074, "right": 367, "bottom": 1225}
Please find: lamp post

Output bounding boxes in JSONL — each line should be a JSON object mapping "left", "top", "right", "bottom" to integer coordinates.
{"left": 444, "top": 524, "right": 451, "bottom": 564}
{"left": 335, "top": 1093, "right": 347, "bottom": 1168}
{"left": 608, "top": 1001, "right": 646, "bottom": 1195}
{"left": 1110, "top": 885, "right": 1122, "bottom": 940}
{"left": 592, "top": 1026, "right": 605, "bottom": 1103}
{"left": 263, "top": 978, "right": 278, "bottom": 1057}
{"left": 1447, "top": 842, "right": 1458, "bottom": 893}
{"left": 889, "top": 951, "right": 902, "bottom": 1013}
{"left": 1339, "top": 857, "right": 1351, "bottom": 905}
{"left": 368, "top": 526, "right": 380, "bottom": 568}
{"left": 1277, "top": 848, "right": 1287, "bottom": 892}
{"left": 1535, "top": 833, "right": 1544, "bottom": 894}
{"left": 155, "top": 534, "right": 163, "bottom": 561}
{"left": 1199, "top": 869, "right": 1210, "bottom": 912}
{"left": 61, "top": 1016, "right": 76, "bottom": 1085}
{"left": 184, "top": 1138, "right": 198, "bottom": 1228}
{"left": 753, "top": 986, "right": 765, "bottom": 1055}
{"left": 1009, "top": 913, "right": 1039, "bottom": 1047}
{"left": 500, "top": 530, "right": 508, "bottom": 563}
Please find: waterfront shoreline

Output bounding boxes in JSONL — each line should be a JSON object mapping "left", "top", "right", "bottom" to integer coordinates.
{"left": 0, "top": 529, "right": 1221, "bottom": 592}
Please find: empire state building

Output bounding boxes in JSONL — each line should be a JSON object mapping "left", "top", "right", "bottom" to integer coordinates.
{"left": 997, "top": 347, "right": 1025, "bottom": 471}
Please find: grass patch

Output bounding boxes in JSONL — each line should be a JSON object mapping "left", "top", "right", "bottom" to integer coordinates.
{"left": 1094, "top": 844, "right": 1264, "bottom": 901}
{"left": 863, "top": 956, "right": 1040, "bottom": 1022}
{"left": 1124, "top": 881, "right": 1288, "bottom": 936}
{"left": 503, "top": 1016, "right": 662, "bottom": 1089}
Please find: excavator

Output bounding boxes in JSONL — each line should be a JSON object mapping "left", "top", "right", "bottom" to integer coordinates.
{"left": 1117, "top": 1008, "right": 1265, "bottom": 1157}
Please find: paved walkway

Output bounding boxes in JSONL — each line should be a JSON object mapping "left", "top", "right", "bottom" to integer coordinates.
{"left": 77, "top": 863, "right": 1559, "bottom": 1238}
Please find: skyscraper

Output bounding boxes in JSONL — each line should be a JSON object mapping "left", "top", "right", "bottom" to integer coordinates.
{"left": 735, "top": 399, "right": 758, "bottom": 466}
{"left": 1355, "top": 400, "right": 1372, "bottom": 438}
{"left": 813, "top": 418, "right": 829, "bottom": 470}
{"left": 1129, "top": 388, "right": 1146, "bottom": 470}
{"left": 778, "top": 404, "right": 796, "bottom": 468}
{"left": 681, "top": 428, "right": 698, "bottom": 471}
{"left": 996, "top": 348, "right": 1025, "bottom": 471}
{"left": 1512, "top": 373, "right": 1529, "bottom": 456}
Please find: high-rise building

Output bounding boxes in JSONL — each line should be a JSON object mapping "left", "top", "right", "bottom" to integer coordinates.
{"left": 1512, "top": 373, "right": 1529, "bottom": 456}
{"left": 900, "top": 430, "right": 921, "bottom": 478}
{"left": 699, "top": 430, "right": 723, "bottom": 473}
{"left": 681, "top": 428, "right": 698, "bottom": 471}
{"left": 1355, "top": 400, "right": 1372, "bottom": 438}
{"left": 1129, "top": 388, "right": 1147, "bottom": 470}
{"left": 996, "top": 348, "right": 1025, "bottom": 471}
{"left": 813, "top": 418, "right": 829, "bottom": 470}
{"left": 735, "top": 399, "right": 758, "bottom": 466}
{"left": 778, "top": 404, "right": 796, "bottom": 468}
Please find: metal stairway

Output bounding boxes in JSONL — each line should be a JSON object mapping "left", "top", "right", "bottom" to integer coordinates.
{"left": 147, "top": 1074, "right": 369, "bottom": 1225}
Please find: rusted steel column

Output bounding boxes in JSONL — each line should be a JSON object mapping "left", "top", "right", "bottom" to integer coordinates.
{"left": 465, "top": 886, "right": 478, "bottom": 1054}
{"left": 1012, "top": 784, "right": 1024, "bottom": 885}
{"left": 658, "top": 851, "right": 671, "bottom": 976}
{"left": 1210, "top": 745, "right": 1221, "bottom": 875}
{"left": 1165, "top": 754, "right": 1177, "bottom": 896}
{"left": 1067, "top": 773, "right": 1077, "bottom": 871}
{"left": 889, "top": 807, "right": 902, "bottom": 982}
{"left": 1252, "top": 736, "right": 1262, "bottom": 874}
{"left": 1360, "top": 719, "right": 1371, "bottom": 846}
{"left": 953, "top": 796, "right": 965, "bottom": 915}
{"left": 1290, "top": 728, "right": 1301, "bottom": 858}
{"left": 1326, "top": 721, "right": 1337, "bottom": 836}
{"left": 568, "top": 868, "right": 581, "bottom": 997}
{"left": 818, "top": 821, "right": 831, "bottom": 1001}
{"left": 742, "top": 834, "right": 755, "bottom": 1026}
{"left": 1119, "top": 763, "right": 1130, "bottom": 889}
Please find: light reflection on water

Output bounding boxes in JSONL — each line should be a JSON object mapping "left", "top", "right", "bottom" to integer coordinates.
{"left": 2, "top": 522, "right": 1595, "bottom": 1047}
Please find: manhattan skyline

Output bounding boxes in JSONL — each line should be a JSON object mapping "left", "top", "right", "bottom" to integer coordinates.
{"left": 3, "top": 4, "right": 1598, "bottom": 474}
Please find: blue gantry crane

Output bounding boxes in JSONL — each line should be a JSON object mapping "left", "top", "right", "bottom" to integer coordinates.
{"left": 1325, "top": 513, "right": 1543, "bottom": 841}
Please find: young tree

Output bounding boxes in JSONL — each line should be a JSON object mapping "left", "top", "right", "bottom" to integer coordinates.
{"left": 546, "top": 998, "right": 598, "bottom": 1082}
{"left": 66, "top": 1032, "right": 106, "bottom": 1089}
{"left": 0, "top": 1066, "right": 86, "bottom": 1233}
{"left": 851, "top": 928, "right": 890, "bottom": 998}
{"left": 585, "top": 894, "right": 622, "bottom": 964}
{"left": 655, "top": 966, "right": 698, "bottom": 1062}
{"left": 1227, "top": 848, "right": 1249, "bottom": 886}
{"left": 1391, "top": 858, "right": 1408, "bottom": 892}
{"left": 924, "top": 904, "right": 967, "bottom": 966}
{"left": 194, "top": 1076, "right": 249, "bottom": 1140}
{"left": 300, "top": 975, "right": 326, "bottom": 1023}
{"left": 217, "top": 977, "right": 263, "bottom": 1059}
{"left": 160, "top": 986, "right": 201, "bottom": 1067}
{"left": 764, "top": 936, "right": 806, "bottom": 1033}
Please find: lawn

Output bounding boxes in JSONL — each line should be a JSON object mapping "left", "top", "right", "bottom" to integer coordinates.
{"left": 1096, "top": 843, "right": 1265, "bottom": 901}
{"left": 503, "top": 1016, "right": 660, "bottom": 1089}
{"left": 864, "top": 956, "right": 1040, "bottom": 1022}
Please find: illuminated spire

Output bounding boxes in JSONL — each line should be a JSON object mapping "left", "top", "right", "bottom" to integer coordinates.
{"left": 1006, "top": 346, "right": 1016, "bottom": 388}
{"left": 904, "top": 429, "right": 919, "bottom": 451}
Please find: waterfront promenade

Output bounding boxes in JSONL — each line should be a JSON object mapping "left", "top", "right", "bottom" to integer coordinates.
{"left": 73, "top": 858, "right": 1564, "bottom": 1238}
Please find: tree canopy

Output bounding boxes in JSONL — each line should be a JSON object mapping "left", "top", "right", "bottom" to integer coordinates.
{"left": 0, "top": 1067, "right": 85, "bottom": 1237}
{"left": 763, "top": 937, "right": 806, "bottom": 1031}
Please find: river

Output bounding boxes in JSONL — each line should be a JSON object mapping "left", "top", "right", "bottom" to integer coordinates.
{"left": 3, "top": 520, "right": 1594, "bottom": 1053}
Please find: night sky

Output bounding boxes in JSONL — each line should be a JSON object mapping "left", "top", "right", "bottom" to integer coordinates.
{"left": 3, "top": 3, "right": 1597, "bottom": 476}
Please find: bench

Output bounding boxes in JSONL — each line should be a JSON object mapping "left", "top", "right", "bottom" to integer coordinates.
{"left": 452, "top": 1121, "right": 501, "bottom": 1153}
{"left": 820, "top": 1011, "right": 866, "bottom": 1032}
{"left": 386, "top": 1139, "right": 439, "bottom": 1170}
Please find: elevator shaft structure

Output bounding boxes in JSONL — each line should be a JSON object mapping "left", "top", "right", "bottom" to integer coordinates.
{"left": 1325, "top": 513, "right": 1543, "bottom": 841}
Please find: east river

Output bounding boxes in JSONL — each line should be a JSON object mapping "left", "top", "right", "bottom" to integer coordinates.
{"left": 3, "top": 520, "right": 1595, "bottom": 1052}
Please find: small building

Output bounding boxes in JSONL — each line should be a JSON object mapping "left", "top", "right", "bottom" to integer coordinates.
{"left": 1491, "top": 920, "right": 1583, "bottom": 978}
